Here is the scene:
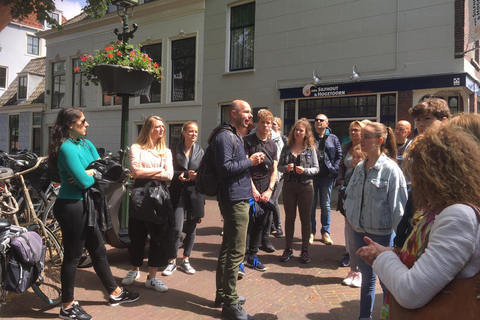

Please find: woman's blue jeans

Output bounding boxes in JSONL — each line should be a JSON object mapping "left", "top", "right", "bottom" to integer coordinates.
{"left": 353, "top": 230, "right": 393, "bottom": 319}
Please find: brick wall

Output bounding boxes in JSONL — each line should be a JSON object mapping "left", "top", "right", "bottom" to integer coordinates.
{"left": 456, "top": 0, "right": 480, "bottom": 79}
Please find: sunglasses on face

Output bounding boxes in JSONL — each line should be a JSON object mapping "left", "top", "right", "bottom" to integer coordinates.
{"left": 315, "top": 118, "right": 326, "bottom": 122}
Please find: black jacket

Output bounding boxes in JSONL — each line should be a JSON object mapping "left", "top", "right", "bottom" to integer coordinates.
{"left": 169, "top": 142, "right": 205, "bottom": 219}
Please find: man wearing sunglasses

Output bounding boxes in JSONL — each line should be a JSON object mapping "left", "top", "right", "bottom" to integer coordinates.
{"left": 310, "top": 114, "right": 342, "bottom": 246}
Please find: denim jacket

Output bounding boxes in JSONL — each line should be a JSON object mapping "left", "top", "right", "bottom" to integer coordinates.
{"left": 345, "top": 153, "right": 407, "bottom": 235}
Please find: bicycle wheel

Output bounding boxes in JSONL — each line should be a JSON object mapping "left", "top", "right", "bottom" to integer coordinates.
{"left": 29, "top": 224, "right": 63, "bottom": 305}
{"left": 41, "top": 198, "right": 61, "bottom": 242}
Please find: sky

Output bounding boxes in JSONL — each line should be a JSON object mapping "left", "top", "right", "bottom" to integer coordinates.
{"left": 55, "top": 0, "right": 87, "bottom": 20}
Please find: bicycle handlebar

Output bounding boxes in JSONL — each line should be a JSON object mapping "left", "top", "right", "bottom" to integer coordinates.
{"left": 0, "top": 156, "right": 48, "bottom": 180}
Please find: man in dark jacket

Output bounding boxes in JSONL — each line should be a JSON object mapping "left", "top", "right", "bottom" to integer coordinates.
{"left": 213, "top": 100, "right": 264, "bottom": 320}
{"left": 310, "top": 114, "right": 342, "bottom": 245}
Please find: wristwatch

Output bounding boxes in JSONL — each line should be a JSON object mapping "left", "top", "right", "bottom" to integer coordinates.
{"left": 268, "top": 186, "right": 274, "bottom": 191}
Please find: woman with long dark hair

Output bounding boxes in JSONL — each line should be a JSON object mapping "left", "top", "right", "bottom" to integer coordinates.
{"left": 49, "top": 108, "right": 139, "bottom": 320}
{"left": 121, "top": 115, "right": 173, "bottom": 292}
{"left": 345, "top": 122, "right": 407, "bottom": 320}
{"left": 163, "top": 121, "right": 205, "bottom": 276}
{"left": 278, "top": 118, "right": 319, "bottom": 264}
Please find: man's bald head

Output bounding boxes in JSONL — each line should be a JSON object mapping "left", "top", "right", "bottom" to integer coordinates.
{"left": 395, "top": 120, "right": 412, "bottom": 144}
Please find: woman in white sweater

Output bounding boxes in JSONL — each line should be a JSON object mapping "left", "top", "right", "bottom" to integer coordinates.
{"left": 357, "top": 122, "right": 480, "bottom": 319}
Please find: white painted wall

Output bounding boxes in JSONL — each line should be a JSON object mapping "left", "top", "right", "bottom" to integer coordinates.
{"left": 0, "top": 23, "right": 46, "bottom": 96}
{"left": 41, "top": 0, "right": 205, "bottom": 154}
{"left": 201, "top": 0, "right": 462, "bottom": 146}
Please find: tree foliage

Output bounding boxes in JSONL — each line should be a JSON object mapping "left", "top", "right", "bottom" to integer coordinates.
{"left": 0, "top": 0, "right": 111, "bottom": 30}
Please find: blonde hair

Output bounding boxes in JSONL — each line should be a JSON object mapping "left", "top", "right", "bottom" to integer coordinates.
{"left": 364, "top": 122, "right": 397, "bottom": 162}
{"left": 182, "top": 121, "right": 198, "bottom": 132}
{"left": 405, "top": 125, "right": 480, "bottom": 210}
{"left": 257, "top": 109, "right": 273, "bottom": 122}
{"left": 287, "top": 118, "right": 315, "bottom": 148}
{"left": 135, "top": 115, "right": 167, "bottom": 156}
{"left": 349, "top": 120, "right": 366, "bottom": 130}
{"left": 273, "top": 117, "right": 283, "bottom": 134}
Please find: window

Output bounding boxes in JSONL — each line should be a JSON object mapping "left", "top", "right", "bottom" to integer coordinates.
{"left": 448, "top": 96, "right": 459, "bottom": 114}
{"left": 171, "top": 37, "right": 196, "bottom": 101}
{"left": 72, "top": 58, "right": 85, "bottom": 107}
{"left": 298, "top": 95, "right": 377, "bottom": 119}
{"left": 230, "top": 2, "right": 255, "bottom": 71}
{"left": 32, "top": 113, "right": 42, "bottom": 155}
{"left": 27, "top": 35, "right": 39, "bottom": 55}
{"left": 9, "top": 115, "right": 19, "bottom": 153}
{"left": 283, "top": 100, "right": 295, "bottom": 134}
{"left": 46, "top": 12, "right": 60, "bottom": 28}
{"left": 169, "top": 124, "right": 183, "bottom": 149}
{"left": 141, "top": 43, "right": 162, "bottom": 104}
{"left": 18, "top": 76, "right": 27, "bottom": 99}
{"left": 380, "top": 93, "right": 396, "bottom": 128}
{"left": 0, "top": 67, "right": 6, "bottom": 89}
{"left": 103, "top": 95, "right": 122, "bottom": 106}
{"left": 221, "top": 104, "right": 230, "bottom": 123}
{"left": 52, "top": 61, "right": 66, "bottom": 109}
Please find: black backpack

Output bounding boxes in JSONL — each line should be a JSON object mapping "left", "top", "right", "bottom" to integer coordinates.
{"left": 196, "top": 125, "right": 237, "bottom": 197}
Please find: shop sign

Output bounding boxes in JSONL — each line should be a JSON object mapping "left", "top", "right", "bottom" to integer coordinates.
{"left": 302, "top": 84, "right": 346, "bottom": 97}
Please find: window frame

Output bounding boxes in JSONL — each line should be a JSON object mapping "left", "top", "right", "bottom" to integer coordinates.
{"left": 51, "top": 61, "right": 66, "bottom": 109}
{"left": 229, "top": 1, "right": 256, "bottom": 72}
{"left": 0, "top": 66, "right": 6, "bottom": 89}
{"left": 102, "top": 94, "right": 122, "bottom": 107}
{"left": 72, "top": 58, "right": 85, "bottom": 107}
{"left": 45, "top": 12, "right": 60, "bottom": 29}
{"left": 9, "top": 114, "right": 19, "bottom": 154}
{"left": 140, "top": 42, "right": 162, "bottom": 104}
{"left": 27, "top": 35, "right": 40, "bottom": 56}
{"left": 32, "top": 113, "right": 42, "bottom": 155}
{"left": 171, "top": 37, "right": 196, "bottom": 102}
{"left": 18, "top": 75, "right": 27, "bottom": 100}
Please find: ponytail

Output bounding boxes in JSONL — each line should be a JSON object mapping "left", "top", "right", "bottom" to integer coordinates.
{"left": 383, "top": 127, "right": 397, "bottom": 162}
{"left": 364, "top": 122, "right": 397, "bottom": 162}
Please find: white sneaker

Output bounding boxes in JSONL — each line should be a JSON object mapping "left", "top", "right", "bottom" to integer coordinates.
{"left": 146, "top": 277, "right": 168, "bottom": 292}
{"left": 180, "top": 260, "right": 196, "bottom": 275}
{"left": 162, "top": 261, "right": 177, "bottom": 276}
{"left": 121, "top": 270, "right": 140, "bottom": 285}
{"left": 342, "top": 271, "right": 355, "bottom": 286}
{"left": 350, "top": 272, "right": 362, "bottom": 288}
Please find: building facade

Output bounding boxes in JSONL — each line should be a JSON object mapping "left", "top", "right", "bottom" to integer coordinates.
{"left": 40, "top": 0, "right": 479, "bottom": 153}
{"left": 201, "top": 0, "right": 479, "bottom": 146}
{"left": 0, "top": 4, "right": 64, "bottom": 153}
{"left": 40, "top": 0, "right": 205, "bottom": 155}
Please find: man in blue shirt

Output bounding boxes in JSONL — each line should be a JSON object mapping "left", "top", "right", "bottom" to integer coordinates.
{"left": 213, "top": 100, "right": 264, "bottom": 320}
{"left": 310, "top": 114, "right": 342, "bottom": 245}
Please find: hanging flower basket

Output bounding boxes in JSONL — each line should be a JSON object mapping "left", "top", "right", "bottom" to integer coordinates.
{"left": 92, "top": 64, "right": 154, "bottom": 96}
{"left": 79, "top": 41, "right": 162, "bottom": 96}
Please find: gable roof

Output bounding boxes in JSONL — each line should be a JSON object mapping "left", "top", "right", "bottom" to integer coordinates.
{"left": 0, "top": 57, "right": 46, "bottom": 107}
{"left": 0, "top": 2, "right": 68, "bottom": 33}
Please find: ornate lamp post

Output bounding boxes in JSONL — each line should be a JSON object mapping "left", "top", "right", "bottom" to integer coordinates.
{"left": 111, "top": 0, "right": 139, "bottom": 158}
{"left": 111, "top": 0, "right": 139, "bottom": 239}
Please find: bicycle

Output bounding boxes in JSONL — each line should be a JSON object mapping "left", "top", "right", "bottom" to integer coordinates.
{"left": 0, "top": 157, "right": 63, "bottom": 305}
{"left": 0, "top": 220, "right": 28, "bottom": 304}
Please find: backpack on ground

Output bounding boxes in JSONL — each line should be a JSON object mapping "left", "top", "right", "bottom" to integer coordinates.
{"left": 196, "top": 124, "right": 237, "bottom": 197}
{"left": 2, "top": 231, "right": 46, "bottom": 293}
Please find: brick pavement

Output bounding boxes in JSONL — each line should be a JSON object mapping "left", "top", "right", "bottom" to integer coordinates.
{"left": 0, "top": 199, "right": 383, "bottom": 319}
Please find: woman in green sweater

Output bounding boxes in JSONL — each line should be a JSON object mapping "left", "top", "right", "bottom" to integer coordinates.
{"left": 48, "top": 108, "right": 139, "bottom": 320}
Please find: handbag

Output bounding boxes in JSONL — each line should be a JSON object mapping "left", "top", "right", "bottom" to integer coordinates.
{"left": 389, "top": 205, "right": 480, "bottom": 320}
{"left": 389, "top": 272, "right": 480, "bottom": 320}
